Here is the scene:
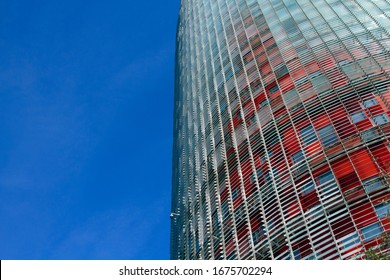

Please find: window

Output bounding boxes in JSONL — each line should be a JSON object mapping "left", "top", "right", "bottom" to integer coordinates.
{"left": 373, "top": 113, "right": 389, "bottom": 125}
{"left": 283, "top": 89, "right": 298, "bottom": 106}
{"left": 317, "top": 171, "right": 335, "bottom": 185}
{"left": 221, "top": 200, "right": 230, "bottom": 219}
{"left": 300, "top": 125, "right": 317, "bottom": 145}
{"left": 318, "top": 125, "right": 338, "bottom": 147}
{"left": 260, "top": 99, "right": 269, "bottom": 108}
{"left": 212, "top": 212, "right": 220, "bottom": 235}
{"left": 339, "top": 232, "right": 360, "bottom": 249}
{"left": 267, "top": 219, "right": 275, "bottom": 231}
{"left": 361, "top": 128, "right": 377, "bottom": 141}
{"left": 302, "top": 180, "right": 315, "bottom": 194}
{"left": 363, "top": 177, "right": 383, "bottom": 193}
{"left": 351, "top": 112, "right": 367, "bottom": 123}
{"left": 317, "top": 171, "right": 337, "bottom": 197}
{"left": 220, "top": 102, "right": 227, "bottom": 112}
{"left": 363, "top": 98, "right": 378, "bottom": 108}
{"left": 231, "top": 188, "right": 240, "bottom": 200}
{"left": 227, "top": 251, "right": 236, "bottom": 260}
{"left": 306, "top": 204, "right": 324, "bottom": 221}
{"left": 252, "top": 229, "right": 261, "bottom": 244}
{"left": 269, "top": 84, "right": 279, "bottom": 94}
{"left": 265, "top": 168, "right": 279, "bottom": 184}
{"left": 293, "top": 248, "right": 301, "bottom": 260}
{"left": 309, "top": 70, "right": 322, "bottom": 79}
{"left": 361, "top": 223, "right": 383, "bottom": 241}
{"left": 292, "top": 150, "right": 304, "bottom": 164}
{"left": 256, "top": 168, "right": 263, "bottom": 178}
{"left": 375, "top": 203, "right": 390, "bottom": 219}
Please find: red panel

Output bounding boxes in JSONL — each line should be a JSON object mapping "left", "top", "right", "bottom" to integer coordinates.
{"left": 232, "top": 115, "right": 243, "bottom": 129}
{"left": 273, "top": 106, "right": 287, "bottom": 120}
{"left": 278, "top": 74, "right": 294, "bottom": 92}
{"left": 244, "top": 179, "right": 256, "bottom": 197}
{"left": 330, "top": 107, "right": 357, "bottom": 139}
{"left": 367, "top": 104, "right": 384, "bottom": 116}
{"left": 291, "top": 67, "right": 306, "bottom": 81}
{"left": 372, "top": 193, "right": 390, "bottom": 205}
{"left": 266, "top": 81, "right": 279, "bottom": 96}
{"left": 241, "top": 158, "right": 252, "bottom": 174}
{"left": 225, "top": 238, "right": 236, "bottom": 255}
{"left": 254, "top": 93, "right": 266, "bottom": 110}
{"left": 297, "top": 238, "right": 313, "bottom": 258}
{"left": 329, "top": 70, "right": 348, "bottom": 88}
{"left": 243, "top": 52, "right": 254, "bottom": 63}
{"left": 243, "top": 103, "right": 255, "bottom": 121}
{"left": 330, "top": 215, "right": 355, "bottom": 240}
{"left": 355, "top": 119, "right": 372, "bottom": 131}
{"left": 338, "top": 173, "right": 361, "bottom": 193}
{"left": 350, "top": 201, "right": 377, "bottom": 228}
{"left": 250, "top": 213, "right": 261, "bottom": 230}
{"left": 313, "top": 166, "right": 331, "bottom": 179}
{"left": 320, "top": 57, "right": 337, "bottom": 71}
{"left": 233, "top": 192, "right": 243, "bottom": 209}
{"left": 220, "top": 188, "right": 229, "bottom": 201}
{"left": 286, "top": 201, "right": 300, "bottom": 218}
{"left": 334, "top": 50, "right": 353, "bottom": 63}
{"left": 333, "top": 118, "right": 357, "bottom": 139}
{"left": 283, "top": 128, "right": 300, "bottom": 154}
{"left": 331, "top": 156, "right": 360, "bottom": 192}
{"left": 306, "top": 61, "right": 320, "bottom": 72}
{"left": 381, "top": 217, "right": 390, "bottom": 232}
{"left": 369, "top": 143, "right": 390, "bottom": 173}
{"left": 313, "top": 114, "right": 331, "bottom": 130}
{"left": 300, "top": 191, "right": 320, "bottom": 212}
{"left": 306, "top": 141, "right": 322, "bottom": 156}
{"left": 331, "top": 156, "right": 354, "bottom": 178}
{"left": 237, "top": 225, "right": 248, "bottom": 239}
{"left": 350, "top": 149, "right": 380, "bottom": 180}
{"left": 253, "top": 45, "right": 264, "bottom": 56}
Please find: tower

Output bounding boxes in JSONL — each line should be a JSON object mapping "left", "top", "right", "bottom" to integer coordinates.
{"left": 172, "top": 0, "right": 390, "bottom": 260}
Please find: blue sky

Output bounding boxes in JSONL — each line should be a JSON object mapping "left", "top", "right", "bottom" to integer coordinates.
{"left": 0, "top": 0, "right": 180, "bottom": 259}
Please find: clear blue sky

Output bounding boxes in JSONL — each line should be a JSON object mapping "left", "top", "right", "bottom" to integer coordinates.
{"left": 0, "top": 0, "right": 180, "bottom": 259}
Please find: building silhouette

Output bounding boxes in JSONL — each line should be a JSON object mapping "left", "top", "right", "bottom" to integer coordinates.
{"left": 171, "top": 0, "right": 390, "bottom": 259}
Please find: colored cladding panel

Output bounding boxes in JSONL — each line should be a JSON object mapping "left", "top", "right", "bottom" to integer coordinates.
{"left": 172, "top": 0, "right": 390, "bottom": 260}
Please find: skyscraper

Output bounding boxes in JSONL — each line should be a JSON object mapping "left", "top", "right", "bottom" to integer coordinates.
{"left": 171, "top": 0, "right": 390, "bottom": 260}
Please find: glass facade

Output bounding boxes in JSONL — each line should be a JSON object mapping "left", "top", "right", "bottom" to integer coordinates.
{"left": 172, "top": 0, "right": 390, "bottom": 260}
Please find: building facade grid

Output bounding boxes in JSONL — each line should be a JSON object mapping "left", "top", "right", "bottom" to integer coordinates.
{"left": 172, "top": 0, "right": 390, "bottom": 260}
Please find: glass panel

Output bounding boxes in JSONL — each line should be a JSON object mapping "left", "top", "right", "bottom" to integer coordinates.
{"left": 361, "top": 128, "right": 377, "bottom": 141}
{"left": 221, "top": 200, "right": 230, "bottom": 219}
{"left": 375, "top": 203, "right": 390, "bottom": 219}
{"left": 232, "top": 188, "right": 240, "bottom": 200}
{"left": 318, "top": 171, "right": 335, "bottom": 185}
{"left": 363, "top": 177, "right": 383, "bottom": 193}
{"left": 300, "top": 125, "right": 317, "bottom": 145}
{"left": 339, "top": 232, "right": 360, "bottom": 249}
{"left": 361, "top": 223, "right": 383, "bottom": 241}
{"left": 292, "top": 150, "right": 304, "bottom": 164}
{"left": 253, "top": 229, "right": 261, "bottom": 244}
{"left": 318, "top": 125, "right": 338, "bottom": 147}
{"left": 269, "top": 84, "right": 279, "bottom": 94}
{"left": 302, "top": 180, "right": 315, "bottom": 194}
{"left": 293, "top": 248, "right": 301, "bottom": 260}
{"left": 373, "top": 113, "right": 389, "bottom": 125}
{"left": 351, "top": 112, "right": 367, "bottom": 123}
{"left": 363, "top": 99, "right": 378, "bottom": 108}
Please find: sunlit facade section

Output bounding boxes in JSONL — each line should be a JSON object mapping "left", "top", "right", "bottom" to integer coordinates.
{"left": 172, "top": 0, "right": 390, "bottom": 260}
